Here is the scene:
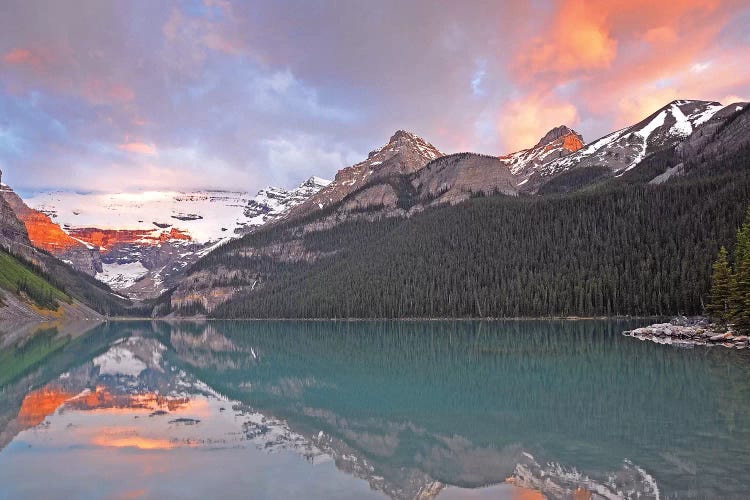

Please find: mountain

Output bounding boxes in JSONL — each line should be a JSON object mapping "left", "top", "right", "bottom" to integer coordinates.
{"left": 5, "top": 98, "right": 748, "bottom": 319}
{"left": 161, "top": 99, "right": 750, "bottom": 319}
{"left": 283, "top": 130, "right": 444, "bottom": 223}
{"left": 275, "top": 131, "right": 521, "bottom": 233}
{"left": 239, "top": 176, "right": 331, "bottom": 232}
{"left": 22, "top": 178, "right": 329, "bottom": 299}
{"left": 0, "top": 173, "right": 132, "bottom": 320}
{"left": 0, "top": 183, "right": 102, "bottom": 276}
{"left": 524, "top": 100, "right": 747, "bottom": 193}
{"left": 499, "top": 125, "right": 584, "bottom": 185}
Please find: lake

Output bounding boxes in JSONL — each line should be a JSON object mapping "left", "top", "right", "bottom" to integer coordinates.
{"left": 1, "top": 319, "right": 750, "bottom": 499}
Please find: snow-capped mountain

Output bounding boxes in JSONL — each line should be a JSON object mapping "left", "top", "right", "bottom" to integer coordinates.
{"left": 239, "top": 176, "right": 331, "bottom": 232}
{"left": 26, "top": 190, "right": 255, "bottom": 244}
{"left": 537, "top": 100, "right": 725, "bottom": 179}
{"left": 22, "top": 178, "right": 329, "bottom": 298}
{"left": 499, "top": 125, "right": 584, "bottom": 185}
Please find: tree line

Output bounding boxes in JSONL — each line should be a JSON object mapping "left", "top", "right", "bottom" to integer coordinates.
{"left": 708, "top": 207, "right": 750, "bottom": 333}
{"left": 207, "top": 171, "right": 750, "bottom": 319}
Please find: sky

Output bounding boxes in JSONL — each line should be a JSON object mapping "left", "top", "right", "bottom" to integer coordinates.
{"left": 1, "top": 0, "right": 749, "bottom": 194}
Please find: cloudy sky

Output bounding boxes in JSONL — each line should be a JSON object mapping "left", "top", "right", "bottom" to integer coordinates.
{"left": 1, "top": 0, "right": 749, "bottom": 193}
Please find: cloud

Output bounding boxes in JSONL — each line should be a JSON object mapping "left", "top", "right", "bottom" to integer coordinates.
{"left": 498, "top": 95, "right": 580, "bottom": 152}
{"left": 3, "top": 47, "right": 43, "bottom": 66}
{"left": 471, "top": 59, "right": 487, "bottom": 97}
{"left": 118, "top": 142, "right": 156, "bottom": 155}
{"left": 509, "top": 0, "right": 750, "bottom": 138}
{"left": 262, "top": 133, "right": 361, "bottom": 186}
{"left": 722, "top": 95, "right": 748, "bottom": 104}
{"left": 518, "top": 0, "right": 618, "bottom": 76}
{"left": 0, "top": 0, "right": 749, "bottom": 194}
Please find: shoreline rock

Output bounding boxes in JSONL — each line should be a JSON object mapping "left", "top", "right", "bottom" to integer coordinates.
{"left": 623, "top": 316, "right": 748, "bottom": 350}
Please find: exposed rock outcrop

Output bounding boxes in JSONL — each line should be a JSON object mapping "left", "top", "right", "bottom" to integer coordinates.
{"left": 499, "top": 125, "right": 584, "bottom": 187}
{"left": 0, "top": 185, "right": 102, "bottom": 275}
{"left": 415, "top": 152, "right": 517, "bottom": 205}
{"left": 624, "top": 317, "right": 747, "bottom": 349}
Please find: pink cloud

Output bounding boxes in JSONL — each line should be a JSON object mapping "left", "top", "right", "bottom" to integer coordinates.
{"left": 503, "top": 0, "right": 748, "bottom": 147}
{"left": 498, "top": 95, "right": 580, "bottom": 152}
{"left": 118, "top": 142, "right": 157, "bottom": 155}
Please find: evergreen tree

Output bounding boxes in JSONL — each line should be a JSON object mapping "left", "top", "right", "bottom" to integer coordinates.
{"left": 707, "top": 246, "right": 732, "bottom": 324}
{"left": 731, "top": 208, "right": 750, "bottom": 333}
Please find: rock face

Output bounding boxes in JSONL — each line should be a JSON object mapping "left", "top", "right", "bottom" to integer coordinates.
{"left": 499, "top": 125, "right": 584, "bottom": 185}
{"left": 279, "top": 132, "right": 520, "bottom": 230}
{"left": 0, "top": 187, "right": 31, "bottom": 250}
{"left": 285, "top": 130, "right": 443, "bottom": 222}
{"left": 0, "top": 185, "right": 102, "bottom": 275}
{"left": 414, "top": 153, "right": 518, "bottom": 205}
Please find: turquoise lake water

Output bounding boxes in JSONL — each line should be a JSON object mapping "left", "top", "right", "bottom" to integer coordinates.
{"left": 1, "top": 319, "right": 749, "bottom": 499}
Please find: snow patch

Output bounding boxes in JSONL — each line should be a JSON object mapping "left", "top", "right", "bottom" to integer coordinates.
{"left": 668, "top": 104, "right": 693, "bottom": 137}
{"left": 97, "top": 261, "right": 149, "bottom": 289}
{"left": 691, "top": 103, "right": 725, "bottom": 126}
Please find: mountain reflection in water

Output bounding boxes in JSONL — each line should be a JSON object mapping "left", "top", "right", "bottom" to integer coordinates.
{"left": 1, "top": 319, "right": 750, "bottom": 499}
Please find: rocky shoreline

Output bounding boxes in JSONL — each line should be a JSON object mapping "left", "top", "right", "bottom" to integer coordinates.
{"left": 624, "top": 317, "right": 748, "bottom": 349}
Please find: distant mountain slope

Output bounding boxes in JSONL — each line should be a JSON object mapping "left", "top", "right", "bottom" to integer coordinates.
{"left": 276, "top": 132, "right": 517, "bottom": 233}
{"left": 548, "top": 100, "right": 723, "bottom": 174}
{"left": 0, "top": 175, "right": 133, "bottom": 318}
{"left": 239, "top": 176, "right": 331, "bottom": 232}
{"left": 0, "top": 248, "right": 101, "bottom": 322}
{"left": 21, "top": 178, "right": 329, "bottom": 299}
{"left": 0, "top": 184, "right": 101, "bottom": 275}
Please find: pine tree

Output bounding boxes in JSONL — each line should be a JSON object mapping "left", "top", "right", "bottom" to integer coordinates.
{"left": 707, "top": 246, "right": 732, "bottom": 324}
{"left": 731, "top": 208, "right": 750, "bottom": 334}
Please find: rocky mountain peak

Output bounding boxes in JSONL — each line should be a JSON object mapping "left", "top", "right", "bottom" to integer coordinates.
{"left": 283, "top": 131, "right": 444, "bottom": 222}
{"left": 534, "top": 126, "right": 583, "bottom": 150}
{"left": 499, "top": 126, "right": 585, "bottom": 183}
{"left": 388, "top": 129, "right": 417, "bottom": 143}
{"left": 367, "top": 130, "right": 443, "bottom": 165}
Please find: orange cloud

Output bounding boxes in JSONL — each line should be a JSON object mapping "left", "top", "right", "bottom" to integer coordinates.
{"left": 498, "top": 95, "right": 579, "bottom": 152}
{"left": 518, "top": 0, "right": 617, "bottom": 76}
{"left": 3, "top": 47, "right": 44, "bottom": 67}
{"left": 507, "top": 0, "right": 748, "bottom": 138}
{"left": 119, "top": 142, "right": 157, "bottom": 155}
{"left": 642, "top": 26, "right": 679, "bottom": 45}
{"left": 516, "top": 0, "right": 730, "bottom": 80}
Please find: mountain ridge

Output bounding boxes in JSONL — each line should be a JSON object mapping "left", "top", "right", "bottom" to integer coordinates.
{"left": 160, "top": 97, "right": 750, "bottom": 318}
